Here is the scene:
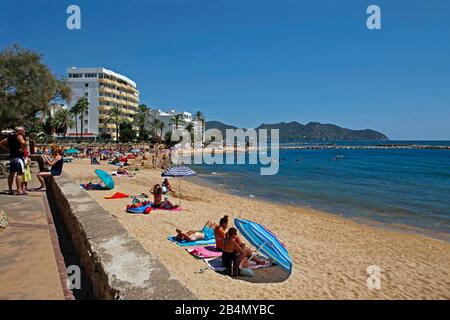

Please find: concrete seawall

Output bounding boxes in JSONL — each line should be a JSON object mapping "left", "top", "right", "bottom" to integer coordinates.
{"left": 1, "top": 154, "right": 195, "bottom": 300}
{"left": 46, "top": 172, "right": 195, "bottom": 299}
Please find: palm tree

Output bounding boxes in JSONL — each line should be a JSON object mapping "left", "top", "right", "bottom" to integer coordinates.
{"left": 105, "top": 105, "right": 124, "bottom": 142}
{"left": 157, "top": 120, "right": 165, "bottom": 139}
{"left": 185, "top": 122, "right": 194, "bottom": 146}
{"left": 194, "top": 111, "right": 205, "bottom": 143}
{"left": 70, "top": 103, "right": 80, "bottom": 138}
{"left": 53, "top": 108, "right": 75, "bottom": 138}
{"left": 170, "top": 114, "right": 185, "bottom": 130}
{"left": 134, "top": 104, "right": 150, "bottom": 140}
{"left": 72, "top": 97, "right": 89, "bottom": 139}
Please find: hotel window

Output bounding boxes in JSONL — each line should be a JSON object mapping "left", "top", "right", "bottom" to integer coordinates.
{"left": 85, "top": 83, "right": 89, "bottom": 88}
{"left": 85, "top": 92, "right": 88, "bottom": 97}
{"left": 69, "top": 73, "right": 82, "bottom": 78}
{"left": 85, "top": 73, "right": 97, "bottom": 78}
{"left": 84, "top": 120, "right": 88, "bottom": 124}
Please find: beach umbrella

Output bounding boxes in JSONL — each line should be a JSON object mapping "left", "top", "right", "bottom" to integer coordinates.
{"left": 114, "top": 151, "right": 124, "bottom": 157}
{"left": 101, "top": 150, "right": 111, "bottom": 155}
{"left": 130, "top": 148, "right": 140, "bottom": 153}
{"left": 161, "top": 166, "right": 196, "bottom": 205}
{"left": 234, "top": 218, "right": 292, "bottom": 273}
{"left": 65, "top": 148, "right": 80, "bottom": 155}
{"left": 95, "top": 169, "right": 115, "bottom": 190}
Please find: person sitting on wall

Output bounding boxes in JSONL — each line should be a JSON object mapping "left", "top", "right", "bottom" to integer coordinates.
{"left": 34, "top": 146, "right": 64, "bottom": 192}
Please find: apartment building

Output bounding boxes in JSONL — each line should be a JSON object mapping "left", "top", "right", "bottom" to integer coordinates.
{"left": 149, "top": 108, "right": 204, "bottom": 143}
{"left": 66, "top": 67, "right": 139, "bottom": 140}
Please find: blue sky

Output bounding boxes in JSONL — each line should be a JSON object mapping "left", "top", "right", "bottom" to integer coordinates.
{"left": 1, "top": 0, "right": 449, "bottom": 139}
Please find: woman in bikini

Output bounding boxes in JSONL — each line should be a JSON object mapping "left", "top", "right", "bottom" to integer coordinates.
{"left": 174, "top": 221, "right": 216, "bottom": 242}
{"left": 150, "top": 184, "right": 179, "bottom": 209}
{"left": 222, "top": 227, "right": 266, "bottom": 276}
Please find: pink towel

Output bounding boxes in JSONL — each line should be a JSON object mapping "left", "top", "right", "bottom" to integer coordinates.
{"left": 187, "top": 246, "right": 222, "bottom": 258}
{"left": 153, "top": 206, "right": 182, "bottom": 211}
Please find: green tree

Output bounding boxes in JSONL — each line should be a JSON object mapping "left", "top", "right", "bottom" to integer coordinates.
{"left": 194, "top": 111, "right": 205, "bottom": 143}
{"left": 53, "top": 108, "right": 75, "bottom": 138}
{"left": 185, "top": 122, "right": 194, "bottom": 146}
{"left": 0, "top": 44, "right": 71, "bottom": 129}
{"left": 70, "top": 103, "right": 80, "bottom": 138}
{"left": 152, "top": 119, "right": 165, "bottom": 139}
{"left": 170, "top": 114, "right": 185, "bottom": 130}
{"left": 119, "top": 121, "right": 136, "bottom": 143}
{"left": 72, "top": 97, "right": 89, "bottom": 139}
{"left": 134, "top": 104, "right": 150, "bottom": 141}
{"left": 105, "top": 105, "right": 124, "bottom": 142}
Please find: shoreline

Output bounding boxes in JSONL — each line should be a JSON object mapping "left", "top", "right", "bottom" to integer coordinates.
{"left": 64, "top": 160, "right": 450, "bottom": 299}
{"left": 190, "top": 173, "right": 450, "bottom": 243}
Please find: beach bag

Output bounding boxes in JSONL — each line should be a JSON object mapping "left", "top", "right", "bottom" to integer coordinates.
{"left": 23, "top": 165, "right": 32, "bottom": 182}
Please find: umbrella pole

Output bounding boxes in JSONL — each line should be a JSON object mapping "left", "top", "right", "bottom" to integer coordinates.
{"left": 249, "top": 241, "right": 267, "bottom": 261}
{"left": 179, "top": 177, "right": 181, "bottom": 206}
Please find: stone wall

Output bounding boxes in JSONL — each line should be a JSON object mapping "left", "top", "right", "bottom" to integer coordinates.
{"left": 0, "top": 155, "right": 195, "bottom": 300}
{"left": 47, "top": 172, "right": 195, "bottom": 300}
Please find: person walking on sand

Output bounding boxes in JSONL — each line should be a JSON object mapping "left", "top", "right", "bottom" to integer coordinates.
{"left": 0, "top": 126, "right": 27, "bottom": 195}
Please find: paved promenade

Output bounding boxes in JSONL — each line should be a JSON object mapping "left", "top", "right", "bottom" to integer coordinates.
{"left": 0, "top": 174, "right": 69, "bottom": 300}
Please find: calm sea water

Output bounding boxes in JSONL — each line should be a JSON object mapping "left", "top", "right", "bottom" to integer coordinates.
{"left": 191, "top": 141, "right": 450, "bottom": 235}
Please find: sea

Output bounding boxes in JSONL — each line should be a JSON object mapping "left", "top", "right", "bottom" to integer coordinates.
{"left": 191, "top": 141, "right": 450, "bottom": 237}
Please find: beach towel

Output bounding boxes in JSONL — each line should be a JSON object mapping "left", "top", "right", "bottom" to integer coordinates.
{"left": 152, "top": 206, "right": 182, "bottom": 212}
{"left": 187, "top": 246, "right": 222, "bottom": 259}
{"left": 104, "top": 192, "right": 129, "bottom": 199}
{"left": 167, "top": 236, "right": 216, "bottom": 247}
{"left": 80, "top": 183, "right": 110, "bottom": 190}
{"left": 204, "top": 256, "right": 273, "bottom": 272}
{"left": 111, "top": 171, "right": 133, "bottom": 177}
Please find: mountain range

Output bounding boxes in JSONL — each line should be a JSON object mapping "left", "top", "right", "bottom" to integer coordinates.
{"left": 205, "top": 121, "right": 389, "bottom": 141}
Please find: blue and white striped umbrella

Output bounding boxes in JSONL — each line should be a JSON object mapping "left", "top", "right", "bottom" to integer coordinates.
{"left": 235, "top": 218, "right": 292, "bottom": 273}
{"left": 161, "top": 166, "right": 196, "bottom": 205}
{"left": 161, "top": 166, "right": 197, "bottom": 177}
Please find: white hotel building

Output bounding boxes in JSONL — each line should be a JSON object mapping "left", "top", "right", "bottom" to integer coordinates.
{"left": 66, "top": 67, "right": 140, "bottom": 140}
{"left": 150, "top": 108, "right": 204, "bottom": 145}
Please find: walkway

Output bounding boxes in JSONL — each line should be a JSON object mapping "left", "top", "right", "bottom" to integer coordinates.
{"left": 0, "top": 174, "right": 70, "bottom": 299}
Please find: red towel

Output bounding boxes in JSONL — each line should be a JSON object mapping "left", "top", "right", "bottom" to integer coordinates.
{"left": 104, "top": 192, "right": 129, "bottom": 199}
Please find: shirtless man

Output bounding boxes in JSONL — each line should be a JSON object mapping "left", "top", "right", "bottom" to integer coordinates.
{"left": 0, "top": 127, "right": 27, "bottom": 195}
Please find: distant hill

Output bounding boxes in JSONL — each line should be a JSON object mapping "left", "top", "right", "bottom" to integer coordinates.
{"left": 206, "top": 120, "right": 389, "bottom": 141}
{"left": 205, "top": 120, "right": 239, "bottom": 137}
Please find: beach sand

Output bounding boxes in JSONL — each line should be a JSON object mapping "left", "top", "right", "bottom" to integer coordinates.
{"left": 64, "top": 160, "right": 450, "bottom": 299}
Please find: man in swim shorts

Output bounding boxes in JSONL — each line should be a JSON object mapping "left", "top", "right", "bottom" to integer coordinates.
{"left": 0, "top": 127, "right": 27, "bottom": 195}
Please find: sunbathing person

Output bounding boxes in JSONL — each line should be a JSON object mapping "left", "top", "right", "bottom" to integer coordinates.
{"left": 150, "top": 184, "right": 179, "bottom": 209}
{"left": 222, "top": 228, "right": 245, "bottom": 276}
{"left": 222, "top": 228, "right": 266, "bottom": 277}
{"left": 117, "top": 165, "right": 130, "bottom": 175}
{"left": 174, "top": 221, "right": 216, "bottom": 242}
{"left": 214, "top": 215, "right": 229, "bottom": 251}
{"left": 162, "top": 178, "right": 175, "bottom": 193}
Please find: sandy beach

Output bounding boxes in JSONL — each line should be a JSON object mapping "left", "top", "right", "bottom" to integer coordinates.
{"left": 64, "top": 159, "right": 450, "bottom": 300}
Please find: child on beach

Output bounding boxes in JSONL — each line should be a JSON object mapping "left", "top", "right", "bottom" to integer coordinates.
{"left": 21, "top": 152, "right": 32, "bottom": 193}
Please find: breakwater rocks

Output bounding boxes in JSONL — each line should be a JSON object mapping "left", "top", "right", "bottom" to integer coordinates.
{"left": 279, "top": 144, "right": 450, "bottom": 150}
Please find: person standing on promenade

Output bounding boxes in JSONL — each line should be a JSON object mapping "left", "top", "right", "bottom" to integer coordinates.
{"left": 0, "top": 126, "right": 27, "bottom": 195}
